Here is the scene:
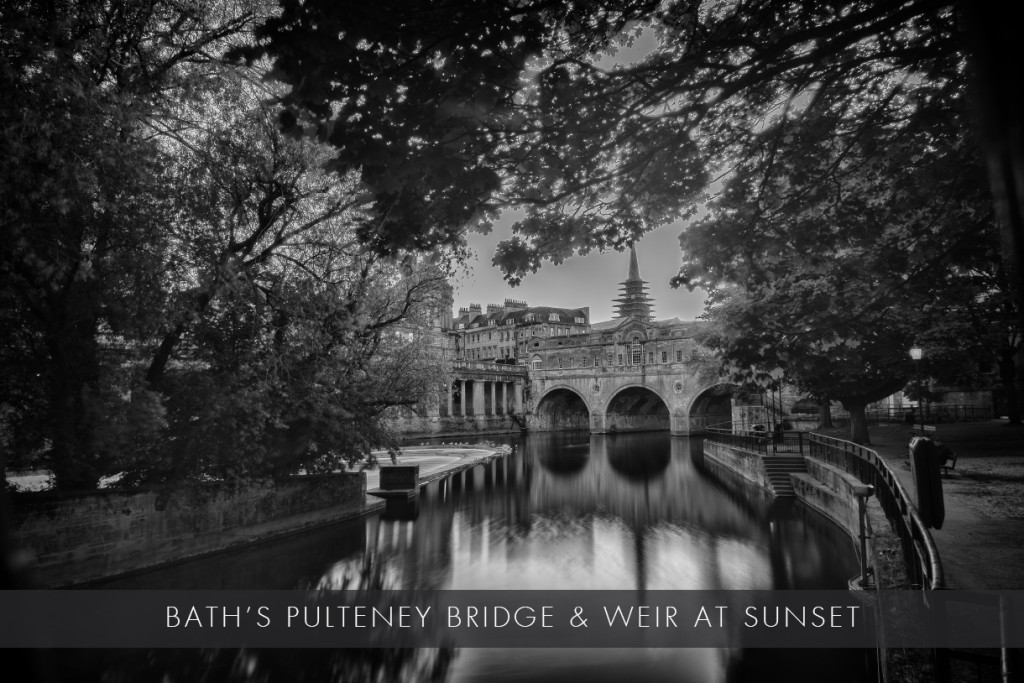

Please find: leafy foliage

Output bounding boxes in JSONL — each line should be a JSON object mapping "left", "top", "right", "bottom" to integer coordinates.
{"left": 1, "top": 0, "right": 452, "bottom": 489}
{"left": 682, "top": 93, "right": 1003, "bottom": 442}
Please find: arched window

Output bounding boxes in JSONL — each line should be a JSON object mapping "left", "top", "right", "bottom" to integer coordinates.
{"left": 631, "top": 340, "right": 642, "bottom": 365}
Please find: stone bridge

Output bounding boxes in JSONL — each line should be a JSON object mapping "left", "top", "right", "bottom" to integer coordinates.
{"left": 525, "top": 356, "right": 736, "bottom": 436}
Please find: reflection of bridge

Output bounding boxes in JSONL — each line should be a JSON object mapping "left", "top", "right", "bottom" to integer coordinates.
{"left": 528, "top": 358, "right": 735, "bottom": 436}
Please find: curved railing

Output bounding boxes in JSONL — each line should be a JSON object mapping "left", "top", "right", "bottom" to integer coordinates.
{"left": 702, "top": 424, "right": 944, "bottom": 590}
{"left": 805, "top": 433, "right": 944, "bottom": 590}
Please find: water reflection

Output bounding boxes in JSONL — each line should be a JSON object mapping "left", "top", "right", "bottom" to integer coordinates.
{"left": 354, "top": 433, "right": 855, "bottom": 593}
{"left": 82, "top": 432, "right": 864, "bottom": 682}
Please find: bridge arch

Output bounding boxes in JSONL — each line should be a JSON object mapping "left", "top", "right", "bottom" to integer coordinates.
{"left": 603, "top": 384, "right": 671, "bottom": 433}
{"left": 686, "top": 383, "right": 737, "bottom": 433}
{"left": 534, "top": 386, "right": 592, "bottom": 431}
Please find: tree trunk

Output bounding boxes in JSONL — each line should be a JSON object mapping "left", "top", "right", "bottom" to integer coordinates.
{"left": 843, "top": 399, "right": 871, "bottom": 445}
{"left": 999, "top": 350, "right": 1022, "bottom": 425}
{"left": 46, "top": 324, "right": 102, "bottom": 491}
{"left": 818, "top": 397, "right": 834, "bottom": 429}
{"left": 963, "top": 4, "right": 1024, "bottom": 338}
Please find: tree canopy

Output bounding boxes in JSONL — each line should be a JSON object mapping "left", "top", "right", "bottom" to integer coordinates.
{"left": 249, "top": 0, "right": 1019, "bottom": 442}
{"left": 1, "top": 0, "right": 452, "bottom": 490}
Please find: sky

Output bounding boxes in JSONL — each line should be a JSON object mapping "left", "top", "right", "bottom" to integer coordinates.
{"left": 451, "top": 212, "right": 708, "bottom": 324}
{"left": 449, "top": 24, "right": 708, "bottom": 324}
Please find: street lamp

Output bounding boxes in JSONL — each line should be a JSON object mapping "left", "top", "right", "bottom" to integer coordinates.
{"left": 852, "top": 484, "right": 875, "bottom": 589}
{"left": 910, "top": 347, "right": 923, "bottom": 433}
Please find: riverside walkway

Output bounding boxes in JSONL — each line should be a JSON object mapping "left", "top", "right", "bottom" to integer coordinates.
{"left": 829, "top": 421, "right": 1024, "bottom": 590}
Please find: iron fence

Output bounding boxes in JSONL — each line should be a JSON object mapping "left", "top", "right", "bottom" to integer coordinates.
{"left": 865, "top": 402, "right": 993, "bottom": 426}
{"left": 705, "top": 423, "right": 805, "bottom": 455}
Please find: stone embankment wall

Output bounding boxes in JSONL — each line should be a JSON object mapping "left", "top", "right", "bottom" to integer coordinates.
{"left": 11, "top": 474, "right": 364, "bottom": 588}
{"left": 702, "top": 442, "right": 891, "bottom": 587}
{"left": 390, "top": 414, "right": 524, "bottom": 437}
{"left": 702, "top": 442, "right": 771, "bottom": 490}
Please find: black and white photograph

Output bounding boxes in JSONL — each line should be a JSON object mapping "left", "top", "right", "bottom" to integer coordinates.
{"left": 2, "top": 0, "right": 1023, "bottom": 681}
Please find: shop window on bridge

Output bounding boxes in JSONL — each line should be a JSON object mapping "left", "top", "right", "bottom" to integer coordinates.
{"left": 631, "top": 341, "right": 642, "bottom": 365}
{"left": 648, "top": 351, "right": 654, "bottom": 364}
{"left": 618, "top": 353, "right": 623, "bottom": 365}
{"left": 593, "top": 357, "right": 600, "bottom": 367}
{"left": 676, "top": 349, "right": 682, "bottom": 362}
{"left": 661, "top": 351, "right": 668, "bottom": 363}
{"left": 532, "top": 356, "right": 542, "bottom": 370}
{"left": 558, "top": 358, "right": 564, "bottom": 369}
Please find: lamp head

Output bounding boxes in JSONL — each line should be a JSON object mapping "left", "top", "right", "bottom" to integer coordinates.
{"left": 909, "top": 347, "right": 923, "bottom": 361}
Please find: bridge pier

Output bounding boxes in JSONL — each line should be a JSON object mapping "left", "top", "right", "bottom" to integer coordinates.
{"left": 671, "top": 414, "right": 697, "bottom": 436}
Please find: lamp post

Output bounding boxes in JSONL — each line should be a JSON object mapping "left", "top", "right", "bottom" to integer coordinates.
{"left": 852, "top": 484, "right": 875, "bottom": 589}
{"left": 910, "top": 347, "right": 924, "bottom": 433}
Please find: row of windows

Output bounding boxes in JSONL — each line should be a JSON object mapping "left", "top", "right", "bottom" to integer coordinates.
{"left": 459, "top": 313, "right": 588, "bottom": 330}
{"left": 532, "top": 347, "right": 694, "bottom": 370}
{"left": 464, "top": 325, "right": 584, "bottom": 345}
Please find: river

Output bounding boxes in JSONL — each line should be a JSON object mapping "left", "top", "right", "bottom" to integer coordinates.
{"left": 72, "top": 431, "right": 870, "bottom": 682}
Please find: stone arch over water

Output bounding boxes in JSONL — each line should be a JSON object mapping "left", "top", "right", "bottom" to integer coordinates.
{"left": 534, "top": 386, "right": 592, "bottom": 431}
{"left": 686, "top": 383, "right": 737, "bottom": 433}
{"left": 603, "top": 385, "right": 671, "bottom": 432}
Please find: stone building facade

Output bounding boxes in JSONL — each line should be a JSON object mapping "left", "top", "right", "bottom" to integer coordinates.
{"left": 453, "top": 300, "right": 590, "bottom": 362}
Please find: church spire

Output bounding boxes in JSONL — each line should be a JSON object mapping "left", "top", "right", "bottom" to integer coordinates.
{"left": 627, "top": 245, "right": 641, "bottom": 282}
{"left": 613, "top": 245, "right": 655, "bottom": 322}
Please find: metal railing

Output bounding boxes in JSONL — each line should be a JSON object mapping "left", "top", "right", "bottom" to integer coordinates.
{"left": 705, "top": 422, "right": 769, "bottom": 454}
{"left": 865, "top": 402, "right": 993, "bottom": 426}
{"left": 805, "top": 433, "right": 944, "bottom": 590}
{"left": 705, "top": 422, "right": 806, "bottom": 455}
{"left": 703, "top": 424, "right": 944, "bottom": 590}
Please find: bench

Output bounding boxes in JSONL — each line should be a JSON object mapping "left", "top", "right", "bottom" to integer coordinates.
{"left": 937, "top": 444, "right": 958, "bottom": 475}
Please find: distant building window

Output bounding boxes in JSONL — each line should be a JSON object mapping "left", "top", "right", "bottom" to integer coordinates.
{"left": 488, "top": 319, "right": 495, "bottom": 326}
{"left": 458, "top": 323, "right": 465, "bottom": 330}
{"left": 618, "top": 353, "right": 623, "bottom": 366}
{"left": 525, "top": 313, "right": 534, "bottom": 322}
{"left": 648, "top": 352, "right": 654, "bottom": 364}
{"left": 631, "top": 341, "right": 641, "bottom": 365}
{"left": 593, "top": 357, "right": 600, "bottom": 367}
{"left": 575, "top": 316, "right": 585, "bottom": 324}
{"left": 532, "top": 356, "right": 542, "bottom": 370}
{"left": 661, "top": 351, "right": 667, "bottom": 363}
{"left": 557, "top": 358, "right": 563, "bottom": 369}
{"left": 506, "top": 319, "right": 514, "bottom": 325}
{"left": 549, "top": 313, "right": 559, "bottom": 321}
{"left": 676, "top": 349, "right": 682, "bottom": 362}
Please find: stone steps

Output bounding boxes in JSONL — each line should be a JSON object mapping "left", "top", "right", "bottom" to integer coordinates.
{"left": 763, "top": 455, "right": 808, "bottom": 497}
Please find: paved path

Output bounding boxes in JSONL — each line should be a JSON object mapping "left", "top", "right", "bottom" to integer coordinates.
{"left": 828, "top": 421, "right": 1024, "bottom": 590}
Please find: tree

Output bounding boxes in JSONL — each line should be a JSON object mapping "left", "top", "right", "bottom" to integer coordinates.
{"left": 251, "top": 1, "right": 1022, "bottom": 314}
{"left": 680, "top": 95, "right": 998, "bottom": 443}
{"left": 0, "top": 0, "right": 255, "bottom": 488}
{"left": 1, "top": 0, "right": 455, "bottom": 489}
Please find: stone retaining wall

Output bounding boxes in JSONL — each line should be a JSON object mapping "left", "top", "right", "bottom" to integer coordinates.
{"left": 702, "top": 441, "right": 771, "bottom": 490}
{"left": 11, "top": 473, "right": 365, "bottom": 587}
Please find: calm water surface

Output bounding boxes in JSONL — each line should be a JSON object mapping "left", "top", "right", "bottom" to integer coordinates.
{"left": 81, "top": 432, "right": 868, "bottom": 683}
